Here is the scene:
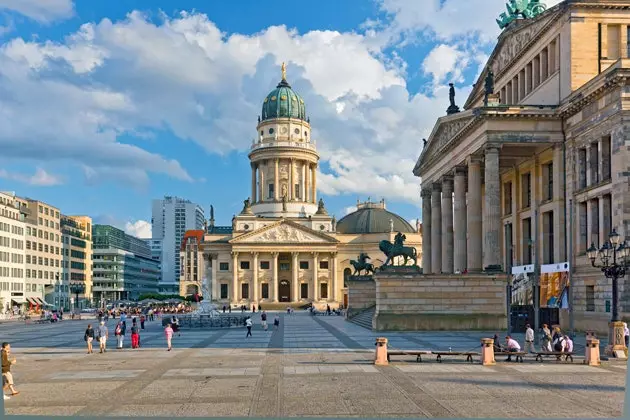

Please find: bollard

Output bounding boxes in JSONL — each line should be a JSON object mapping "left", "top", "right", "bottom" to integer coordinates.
{"left": 584, "top": 338, "right": 600, "bottom": 366}
{"left": 374, "top": 337, "right": 389, "bottom": 366}
{"left": 481, "top": 338, "right": 496, "bottom": 366}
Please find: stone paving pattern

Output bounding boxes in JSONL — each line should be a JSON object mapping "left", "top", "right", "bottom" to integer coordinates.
{"left": 0, "top": 312, "right": 626, "bottom": 418}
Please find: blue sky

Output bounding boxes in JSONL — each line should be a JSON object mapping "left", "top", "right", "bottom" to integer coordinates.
{"left": 0, "top": 0, "right": 562, "bottom": 237}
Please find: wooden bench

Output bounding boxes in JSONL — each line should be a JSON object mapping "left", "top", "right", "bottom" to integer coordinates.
{"left": 534, "top": 352, "right": 574, "bottom": 363}
{"left": 494, "top": 351, "right": 526, "bottom": 362}
{"left": 387, "top": 350, "right": 432, "bottom": 363}
{"left": 432, "top": 351, "right": 480, "bottom": 363}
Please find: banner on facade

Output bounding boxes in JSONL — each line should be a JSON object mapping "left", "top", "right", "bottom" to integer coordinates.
{"left": 539, "top": 267, "right": 569, "bottom": 308}
{"left": 511, "top": 272, "right": 534, "bottom": 305}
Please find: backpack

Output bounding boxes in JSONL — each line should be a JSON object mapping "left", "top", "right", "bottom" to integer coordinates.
{"left": 115, "top": 325, "right": 122, "bottom": 335}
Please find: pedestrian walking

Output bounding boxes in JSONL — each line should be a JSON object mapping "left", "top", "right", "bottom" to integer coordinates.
{"left": 2, "top": 342, "right": 19, "bottom": 400}
{"left": 223, "top": 305, "right": 226, "bottom": 313}
{"left": 228, "top": 305, "right": 232, "bottom": 313}
{"left": 98, "top": 321, "right": 108, "bottom": 353}
{"left": 261, "top": 311, "right": 268, "bottom": 331}
{"left": 246, "top": 317, "right": 253, "bottom": 338}
{"left": 523, "top": 324, "right": 535, "bottom": 353}
{"left": 165, "top": 324, "right": 174, "bottom": 351}
{"left": 131, "top": 322, "right": 140, "bottom": 349}
{"left": 140, "top": 315, "right": 145, "bottom": 330}
{"left": 84, "top": 323, "right": 95, "bottom": 354}
{"left": 115, "top": 321, "right": 124, "bottom": 349}
{"left": 273, "top": 314, "right": 280, "bottom": 330}
{"left": 541, "top": 324, "right": 552, "bottom": 352}
{"left": 564, "top": 334, "right": 574, "bottom": 354}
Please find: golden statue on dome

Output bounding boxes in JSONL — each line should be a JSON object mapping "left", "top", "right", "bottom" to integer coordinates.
{"left": 281, "top": 62, "right": 287, "bottom": 80}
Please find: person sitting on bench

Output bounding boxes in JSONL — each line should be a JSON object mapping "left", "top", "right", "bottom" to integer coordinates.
{"left": 492, "top": 334, "right": 503, "bottom": 352}
{"left": 563, "top": 335, "right": 573, "bottom": 354}
{"left": 504, "top": 336, "right": 521, "bottom": 362}
{"left": 552, "top": 328, "right": 566, "bottom": 352}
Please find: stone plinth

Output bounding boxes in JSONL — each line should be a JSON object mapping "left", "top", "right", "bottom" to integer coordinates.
{"left": 585, "top": 338, "right": 601, "bottom": 366}
{"left": 373, "top": 273, "right": 507, "bottom": 331}
{"left": 481, "top": 338, "right": 496, "bottom": 366}
{"left": 346, "top": 275, "right": 376, "bottom": 318}
{"left": 374, "top": 337, "right": 389, "bottom": 366}
{"left": 605, "top": 321, "right": 628, "bottom": 360}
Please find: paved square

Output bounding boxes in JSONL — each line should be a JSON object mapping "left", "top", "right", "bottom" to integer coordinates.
{"left": 0, "top": 312, "right": 626, "bottom": 417}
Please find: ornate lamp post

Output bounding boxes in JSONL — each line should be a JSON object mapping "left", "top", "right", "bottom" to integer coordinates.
{"left": 70, "top": 283, "right": 85, "bottom": 313}
{"left": 587, "top": 229, "right": 630, "bottom": 358}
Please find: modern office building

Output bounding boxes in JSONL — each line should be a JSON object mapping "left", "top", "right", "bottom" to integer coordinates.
{"left": 0, "top": 192, "right": 28, "bottom": 313}
{"left": 92, "top": 224, "right": 160, "bottom": 305}
{"left": 15, "top": 197, "right": 65, "bottom": 309}
{"left": 151, "top": 196, "right": 204, "bottom": 294}
{"left": 60, "top": 215, "right": 93, "bottom": 308}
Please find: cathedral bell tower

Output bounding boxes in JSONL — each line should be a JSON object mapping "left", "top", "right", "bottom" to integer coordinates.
{"left": 249, "top": 63, "right": 319, "bottom": 218}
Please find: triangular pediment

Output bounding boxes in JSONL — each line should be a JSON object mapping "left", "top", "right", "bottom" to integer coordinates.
{"left": 464, "top": 3, "right": 566, "bottom": 109}
{"left": 229, "top": 219, "right": 338, "bottom": 244}
{"left": 414, "top": 112, "right": 476, "bottom": 176}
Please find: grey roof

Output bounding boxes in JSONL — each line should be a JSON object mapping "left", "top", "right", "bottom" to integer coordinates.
{"left": 336, "top": 207, "right": 414, "bottom": 234}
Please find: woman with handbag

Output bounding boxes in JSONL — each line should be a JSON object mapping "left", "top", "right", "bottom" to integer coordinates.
{"left": 84, "top": 324, "right": 95, "bottom": 354}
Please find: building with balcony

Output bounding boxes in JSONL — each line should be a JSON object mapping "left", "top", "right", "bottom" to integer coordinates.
{"left": 60, "top": 215, "right": 93, "bottom": 308}
{"left": 92, "top": 224, "right": 160, "bottom": 305}
{"left": 414, "top": 0, "right": 630, "bottom": 334}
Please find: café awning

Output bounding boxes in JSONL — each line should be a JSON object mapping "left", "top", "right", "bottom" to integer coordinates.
{"left": 10, "top": 296, "right": 26, "bottom": 304}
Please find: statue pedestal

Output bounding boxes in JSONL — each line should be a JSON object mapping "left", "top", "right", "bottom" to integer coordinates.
{"left": 605, "top": 321, "right": 628, "bottom": 360}
{"left": 446, "top": 104, "right": 460, "bottom": 115}
{"left": 379, "top": 265, "right": 421, "bottom": 274}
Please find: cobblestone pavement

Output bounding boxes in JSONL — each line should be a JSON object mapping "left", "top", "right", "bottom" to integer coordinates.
{"left": 0, "top": 312, "right": 626, "bottom": 417}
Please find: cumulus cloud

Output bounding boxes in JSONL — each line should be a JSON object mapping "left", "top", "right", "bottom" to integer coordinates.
{"left": 0, "top": 167, "right": 63, "bottom": 186}
{"left": 423, "top": 44, "right": 469, "bottom": 85}
{"left": 0, "top": 0, "right": 74, "bottom": 23}
{"left": 125, "top": 220, "right": 152, "bottom": 239}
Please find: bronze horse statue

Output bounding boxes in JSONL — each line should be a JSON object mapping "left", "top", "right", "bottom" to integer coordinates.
{"left": 349, "top": 253, "right": 375, "bottom": 275}
{"left": 379, "top": 232, "right": 418, "bottom": 267}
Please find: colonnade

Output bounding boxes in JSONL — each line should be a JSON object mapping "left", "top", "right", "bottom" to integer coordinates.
{"left": 421, "top": 144, "right": 502, "bottom": 274}
{"left": 250, "top": 159, "right": 317, "bottom": 203}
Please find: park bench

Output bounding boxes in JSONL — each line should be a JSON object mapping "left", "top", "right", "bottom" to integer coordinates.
{"left": 386, "top": 350, "right": 432, "bottom": 362}
{"left": 432, "top": 351, "right": 480, "bottom": 363}
{"left": 534, "top": 351, "right": 574, "bottom": 363}
{"left": 494, "top": 351, "right": 526, "bottom": 362}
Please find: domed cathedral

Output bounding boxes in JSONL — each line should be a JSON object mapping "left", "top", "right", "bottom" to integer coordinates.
{"left": 179, "top": 64, "right": 422, "bottom": 309}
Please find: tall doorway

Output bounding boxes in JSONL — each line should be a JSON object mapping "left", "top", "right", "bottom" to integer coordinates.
{"left": 279, "top": 280, "right": 291, "bottom": 302}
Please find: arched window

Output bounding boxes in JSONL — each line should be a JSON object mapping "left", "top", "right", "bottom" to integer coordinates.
{"left": 186, "top": 284, "right": 199, "bottom": 296}
{"left": 343, "top": 268, "right": 351, "bottom": 288}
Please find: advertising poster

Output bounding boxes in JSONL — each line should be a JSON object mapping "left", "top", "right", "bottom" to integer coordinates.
{"left": 539, "top": 271, "right": 569, "bottom": 308}
{"left": 511, "top": 273, "right": 534, "bottom": 305}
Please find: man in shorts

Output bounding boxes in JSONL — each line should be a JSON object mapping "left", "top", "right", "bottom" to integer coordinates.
{"left": 98, "top": 321, "right": 109, "bottom": 353}
{"left": 2, "top": 342, "right": 19, "bottom": 399}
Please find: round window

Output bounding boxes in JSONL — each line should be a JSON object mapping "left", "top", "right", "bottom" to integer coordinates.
{"left": 269, "top": 128, "right": 275, "bottom": 135}
{"left": 244, "top": 224, "right": 250, "bottom": 230}
{"left": 294, "top": 128, "right": 300, "bottom": 134}
{"left": 320, "top": 225, "right": 325, "bottom": 230}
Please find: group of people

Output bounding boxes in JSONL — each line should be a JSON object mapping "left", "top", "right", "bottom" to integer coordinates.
{"left": 492, "top": 323, "right": 575, "bottom": 361}
{"left": 245, "top": 311, "right": 280, "bottom": 337}
{"left": 84, "top": 312, "right": 150, "bottom": 353}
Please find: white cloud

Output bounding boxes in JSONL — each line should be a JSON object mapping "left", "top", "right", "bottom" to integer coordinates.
{"left": 0, "top": 167, "right": 63, "bottom": 186}
{"left": 125, "top": 220, "right": 152, "bottom": 239}
{"left": 422, "top": 44, "right": 469, "bottom": 85}
{"left": 0, "top": 0, "right": 74, "bottom": 23}
{"left": 343, "top": 206, "right": 358, "bottom": 216}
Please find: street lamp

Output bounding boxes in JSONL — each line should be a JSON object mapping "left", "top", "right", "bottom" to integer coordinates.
{"left": 587, "top": 229, "right": 630, "bottom": 357}
{"left": 70, "top": 283, "right": 85, "bottom": 313}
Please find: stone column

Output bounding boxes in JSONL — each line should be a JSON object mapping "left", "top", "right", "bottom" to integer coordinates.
{"left": 421, "top": 188, "right": 432, "bottom": 273}
{"left": 272, "top": 252, "right": 279, "bottom": 302}
{"left": 453, "top": 167, "right": 468, "bottom": 273}
{"left": 484, "top": 144, "right": 502, "bottom": 270}
{"left": 441, "top": 175, "right": 454, "bottom": 274}
{"left": 274, "top": 159, "right": 279, "bottom": 201}
{"left": 312, "top": 164, "right": 317, "bottom": 203}
{"left": 431, "top": 182, "right": 442, "bottom": 273}
{"left": 210, "top": 254, "right": 218, "bottom": 301}
{"left": 289, "top": 159, "right": 294, "bottom": 200}
{"left": 305, "top": 162, "right": 310, "bottom": 203}
{"left": 312, "top": 252, "right": 319, "bottom": 301}
{"left": 292, "top": 252, "right": 299, "bottom": 302}
{"left": 251, "top": 164, "right": 257, "bottom": 203}
{"left": 332, "top": 252, "right": 338, "bottom": 301}
{"left": 258, "top": 162, "right": 265, "bottom": 202}
{"left": 252, "top": 252, "right": 259, "bottom": 303}
{"left": 467, "top": 156, "right": 483, "bottom": 272}
{"left": 231, "top": 252, "right": 238, "bottom": 303}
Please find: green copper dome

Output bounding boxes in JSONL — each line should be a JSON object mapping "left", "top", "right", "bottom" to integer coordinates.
{"left": 261, "top": 78, "right": 307, "bottom": 121}
{"left": 336, "top": 205, "right": 415, "bottom": 234}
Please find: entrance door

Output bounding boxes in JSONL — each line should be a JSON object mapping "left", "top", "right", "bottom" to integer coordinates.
{"left": 343, "top": 293, "right": 348, "bottom": 308}
{"left": 279, "top": 280, "right": 291, "bottom": 302}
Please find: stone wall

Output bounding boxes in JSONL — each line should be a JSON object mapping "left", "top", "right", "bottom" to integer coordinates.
{"left": 346, "top": 275, "right": 376, "bottom": 318}
{"left": 373, "top": 272, "right": 507, "bottom": 331}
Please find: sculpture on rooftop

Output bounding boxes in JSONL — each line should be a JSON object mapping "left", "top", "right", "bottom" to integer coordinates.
{"left": 496, "top": 0, "right": 547, "bottom": 30}
{"left": 446, "top": 83, "right": 460, "bottom": 115}
{"left": 379, "top": 232, "right": 418, "bottom": 269}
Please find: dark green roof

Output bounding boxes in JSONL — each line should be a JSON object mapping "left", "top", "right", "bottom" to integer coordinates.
{"left": 336, "top": 206, "right": 414, "bottom": 234}
{"left": 261, "top": 78, "right": 306, "bottom": 121}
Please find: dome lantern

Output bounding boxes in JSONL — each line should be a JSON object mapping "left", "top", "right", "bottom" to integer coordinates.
{"left": 261, "top": 63, "right": 307, "bottom": 122}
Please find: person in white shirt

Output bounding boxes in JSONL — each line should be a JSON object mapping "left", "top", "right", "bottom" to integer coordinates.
{"left": 504, "top": 336, "right": 521, "bottom": 362}
{"left": 564, "top": 335, "right": 573, "bottom": 353}
{"left": 524, "top": 324, "right": 535, "bottom": 353}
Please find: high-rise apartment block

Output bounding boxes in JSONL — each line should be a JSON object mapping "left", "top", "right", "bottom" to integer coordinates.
{"left": 60, "top": 215, "right": 93, "bottom": 308}
{"left": 151, "top": 196, "right": 204, "bottom": 294}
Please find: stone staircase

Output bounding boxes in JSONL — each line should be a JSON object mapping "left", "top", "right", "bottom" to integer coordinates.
{"left": 348, "top": 306, "right": 375, "bottom": 330}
